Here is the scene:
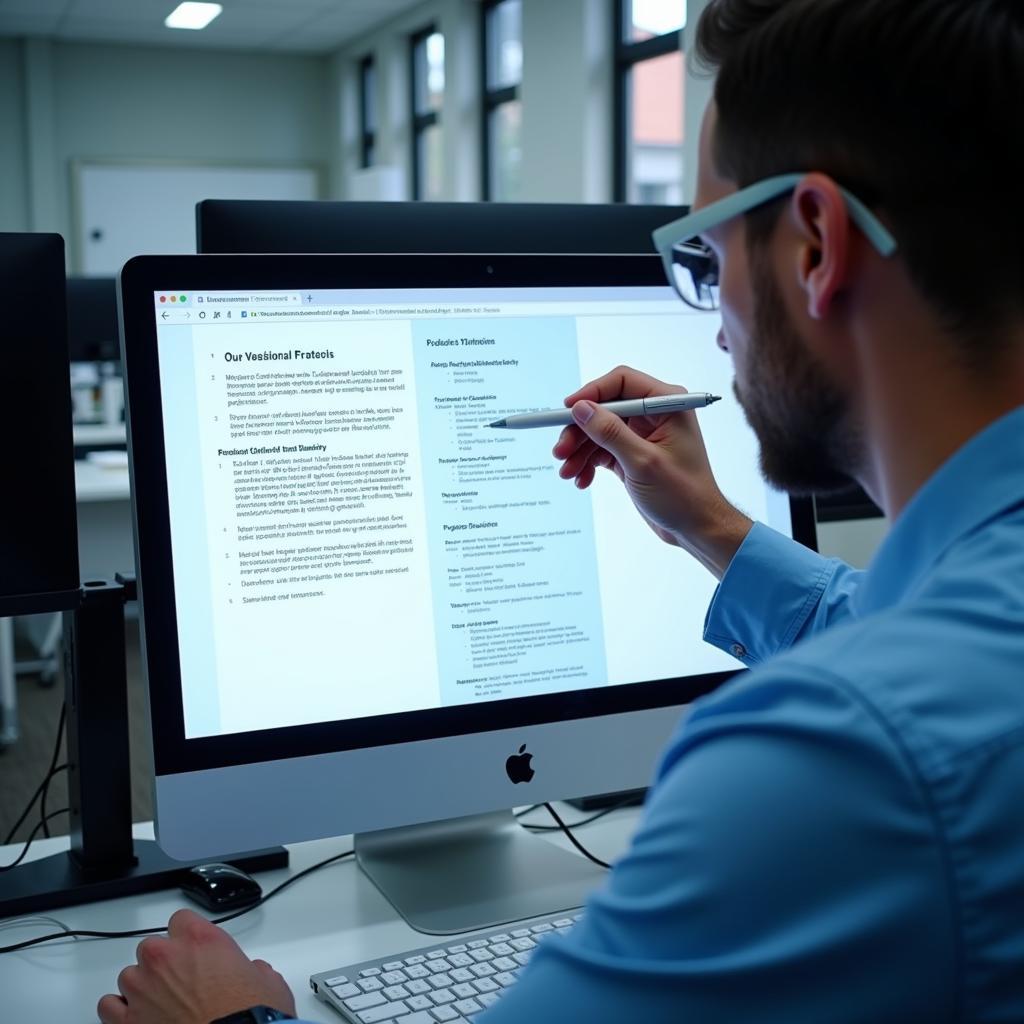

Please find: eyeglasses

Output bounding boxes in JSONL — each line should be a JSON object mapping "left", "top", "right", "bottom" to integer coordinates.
{"left": 651, "top": 173, "right": 899, "bottom": 311}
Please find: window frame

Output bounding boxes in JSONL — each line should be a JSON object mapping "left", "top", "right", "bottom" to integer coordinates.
{"left": 359, "top": 54, "right": 376, "bottom": 170}
{"left": 613, "top": 0, "right": 684, "bottom": 202}
{"left": 410, "top": 25, "right": 443, "bottom": 200}
{"left": 480, "top": 0, "right": 522, "bottom": 201}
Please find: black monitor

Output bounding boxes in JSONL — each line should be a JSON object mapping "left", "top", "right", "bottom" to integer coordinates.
{"left": 196, "top": 199, "right": 687, "bottom": 256}
{"left": 0, "top": 234, "right": 80, "bottom": 616}
{"left": 67, "top": 276, "right": 120, "bottom": 363}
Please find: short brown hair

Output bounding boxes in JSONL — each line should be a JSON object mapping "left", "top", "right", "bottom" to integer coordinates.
{"left": 696, "top": 0, "right": 1024, "bottom": 355}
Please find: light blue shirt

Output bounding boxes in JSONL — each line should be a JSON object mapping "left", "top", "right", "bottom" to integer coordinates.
{"left": 477, "top": 404, "right": 1024, "bottom": 1023}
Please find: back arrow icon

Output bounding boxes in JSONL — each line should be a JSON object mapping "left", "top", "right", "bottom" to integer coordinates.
{"left": 161, "top": 311, "right": 169, "bottom": 319}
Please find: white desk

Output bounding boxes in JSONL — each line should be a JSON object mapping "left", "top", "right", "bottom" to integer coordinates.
{"left": 0, "top": 811, "right": 637, "bottom": 1021}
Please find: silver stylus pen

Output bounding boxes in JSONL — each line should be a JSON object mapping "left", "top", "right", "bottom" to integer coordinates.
{"left": 488, "top": 392, "right": 721, "bottom": 429}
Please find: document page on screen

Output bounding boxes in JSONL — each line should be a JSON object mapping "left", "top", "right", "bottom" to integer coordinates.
{"left": 152, "top": 288, "right": 791, "bottom": 738}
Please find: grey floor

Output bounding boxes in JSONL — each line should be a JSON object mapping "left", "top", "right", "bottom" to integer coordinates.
{"left": 0, "top": 617, "right": 153, "bottom": 846}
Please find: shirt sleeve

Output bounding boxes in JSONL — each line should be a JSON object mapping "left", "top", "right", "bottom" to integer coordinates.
{"left": 703, "top": 522, "right": 865, "bottom": 666}
{"left": 478, "top": 663, "right": 956, "bottom": 1024}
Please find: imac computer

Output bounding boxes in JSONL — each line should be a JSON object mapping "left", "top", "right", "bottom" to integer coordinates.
{"left": 119, "top": 252, "right": 816, "bottom": 934}
{"left": 195, "top": 199, "right": 687, "bottom": 257}
{"left": 0, "top": 233, "right": 80, "bottom": 618}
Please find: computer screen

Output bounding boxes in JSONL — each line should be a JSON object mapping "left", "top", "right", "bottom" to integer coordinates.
{"left": 67, "top": 276, "right": 120, "bottom": 364}
{"left": 196, "top": 199, "right": 688, "bottom": 256}
{"left": 120, "top": 253, "right": 815, "bottom": 932}
{"left": 0, "top": 233, "right": 80, "bottom": 617}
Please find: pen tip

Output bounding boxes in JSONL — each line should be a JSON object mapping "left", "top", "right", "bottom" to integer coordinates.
{"left": 487, "top": 419, "right": 506, "bottom": 428}
{"left": 709, "top": 395, "right": 721, "bottom": 404}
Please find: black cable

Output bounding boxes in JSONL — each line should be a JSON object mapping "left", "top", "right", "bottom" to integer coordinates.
{"left": 542, "top": 802, "right": 612, "bottom": 870}
{"left": 0, "top": 846, "right": 355, "bottom": 955}
{"left": 40, "top": 702, "right": 67, "bottom": 839}
{"left": 519, "top": 794, "right": 638, "bottom": 832}
{"left": 0, "top": 808, "right": 70, "bottom": 873}
{"left": 2, "top": 764, "right": 69, "bottom": 847}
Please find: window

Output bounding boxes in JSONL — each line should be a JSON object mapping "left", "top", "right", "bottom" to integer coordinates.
{"left": 411, "top": 28, "right": 445, "bottom": 200}
{"left": 481, "top": 0, "right": 522, "bottom": 201}
{"left": 359, "top": 55, "right": 376, "bottom": 169}
{"left": 614, "top": 0, "right": 685, "bottom": 204}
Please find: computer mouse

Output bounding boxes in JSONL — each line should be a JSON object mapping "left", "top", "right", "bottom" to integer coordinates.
{"left": 179, "top": 862, "right": 263, "bottom": 912}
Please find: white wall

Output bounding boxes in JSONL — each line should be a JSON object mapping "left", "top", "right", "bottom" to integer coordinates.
{"left": 0, "top": 37, "right": 331, "bottom": 266}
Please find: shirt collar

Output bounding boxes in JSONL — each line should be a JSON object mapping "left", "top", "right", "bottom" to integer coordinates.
{"left": 852, "top": 404, "right": 1024, "bottom": 616}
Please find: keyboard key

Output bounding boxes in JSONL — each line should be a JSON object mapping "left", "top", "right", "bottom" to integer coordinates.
{"left": 492, "top": 957, "right": 516, "bottom": 972}
{"left": 427, "top": 950, "right": 447, "bottom": 960}
{"left": 324, "top": 975, "right": 349, "bottom": 986}
{"left": 358, "top": 978, "right": 385, "bottom": 992}
{"left": 447, "top": 953, "right": 473, "bottom": 968}
{"left": 358, "top": 1000, "right": 411, "bottom": 1023}
{"left": 383, "top": 971, "right": 407, "bottom": 985}
{"left": 405, "top": 956, "right": 427, "bottom": 965}
{"left": 478, "top": 992, "right": 501, "bottom": 1008}
{"left": 469, "top": 963, "right": 496, "bottom": 978}
{"left": 383, "top": 962, "right": 405, "bottom": 972}
{"left": 449, "top": 968, "right": 474, "bottom": 983}
{"left": 473, "top": 978, "right": 499, "bottom": 993}
{"left": 452, "top": 983, "right": 477, "bottom": 999}
{"left": 430, "top": 1008, "right": 459, "bottom": 1022}
{"left": 513, "top": 952, "right": 532, "bottom": 967}
{"left": 407, "top": 995, "right": 434, "bottom": 1011}
{"left": 510, "top": 937, "right": 535, "bottom": 952}
{"left": 468, "top": 939, "right": 489, "bottom": 949}
{"left": 454, "top": 998, "right": 482, "bottom": 1015}
{"left": 491, "top": 943, "right": 514, "bottom": 956}
{"left": 446, "top": 944, "right": 468, "bottom": 954}
{"left": 427, "top": 959, "right": 453, "bottom": 974}
{"left": 510, "top": 929, "right": 531, "bottom": 938}
{"left": 383, "top": 985, "right": 410, "bottom": 1000}
{"left": 406, "top": 965, "right": 430, "bottom": 979}
{"left": 344, "top": 992, "right": 387, "bottom": 1012}
{"left": 469, "top": 949, "right": 493, "bottom": 962}
{"left": 361, "top": 967, "right": 384, "bottom": 977}
{"left": 490, "top": 933, "right": 510, "bottom": 943}
{"left": 530, "top": 923, "right": 553, "bottom": 934}
{"left": 406, "top": 979, "right": 432, "bottom": 995}
{"left": 430, "top": 990, "right": 456, "bottom": 1005}
{"left": 428, "top": 973, "right": 454, "bottom": 989}
{"left": 553, "top": 919, "right": 574, "bottom": 928}
{"left": 330, "top": 982, "right": 360, "bottom": 999}
{"left": 493, "top": 972, "right": 517, "bottom": 988}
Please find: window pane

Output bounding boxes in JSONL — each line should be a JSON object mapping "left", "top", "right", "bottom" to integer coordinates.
{"left": 627, "top": 49, "right": 684, "bottom": 204}
{"left": 414, "top": 32, "right": 445, "bottom": 114}
{"left": 486, "top": 0, "right": 522, "bottom": 91}
{"left": 627, "top": 0, "right": 685, "bottom": 41}
{"left": 488, "top": 100, "right": 522, "bottom": 201}
{"left": 416, "top": 122, "right": 445, "bottom": 201}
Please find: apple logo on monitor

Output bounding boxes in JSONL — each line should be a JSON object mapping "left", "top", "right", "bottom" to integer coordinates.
{"left": 506, "top": 744, "right": 535, "bottom": 784}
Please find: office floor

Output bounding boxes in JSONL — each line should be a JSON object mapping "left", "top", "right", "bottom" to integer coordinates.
{"left": 0, "top": 618, "right": 152, "bottom": 845}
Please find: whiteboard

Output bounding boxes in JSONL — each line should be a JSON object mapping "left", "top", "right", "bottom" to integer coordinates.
{"left": 74, "top": 161, "right": 321, "bottom": 275}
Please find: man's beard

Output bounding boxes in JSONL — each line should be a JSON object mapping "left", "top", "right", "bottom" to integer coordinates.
{"left": 736, "top": 246, "right": 865, "bottom": 496}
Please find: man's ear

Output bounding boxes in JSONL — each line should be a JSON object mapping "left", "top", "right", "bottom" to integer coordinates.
{"left": 789, "top": 173, "right": 850, "bottom": 320}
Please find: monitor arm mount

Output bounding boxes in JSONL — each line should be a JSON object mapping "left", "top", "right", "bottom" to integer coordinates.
{"left": 0, "top": 574, "right": 286, "bottom": 920}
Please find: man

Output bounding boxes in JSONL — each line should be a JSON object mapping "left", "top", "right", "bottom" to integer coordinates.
{"left": 99, "top": 0, "right": 1024, "bottom": 1020}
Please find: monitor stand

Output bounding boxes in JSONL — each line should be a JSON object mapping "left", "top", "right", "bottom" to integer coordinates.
{"left": 355, "top": 810, "right": 606, "bottom": 935}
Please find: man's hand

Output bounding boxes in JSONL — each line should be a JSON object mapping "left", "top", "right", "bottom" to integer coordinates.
{"left": 97, "top": 909, "right": 296, "bottom": 1024}
{"left": 553, "top": 364, "right": 752, "bottom": 579}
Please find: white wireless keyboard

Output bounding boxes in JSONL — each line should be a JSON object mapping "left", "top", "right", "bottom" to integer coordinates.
{"left": 309, "top": 908, "right": 581, "bottom": 1023}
